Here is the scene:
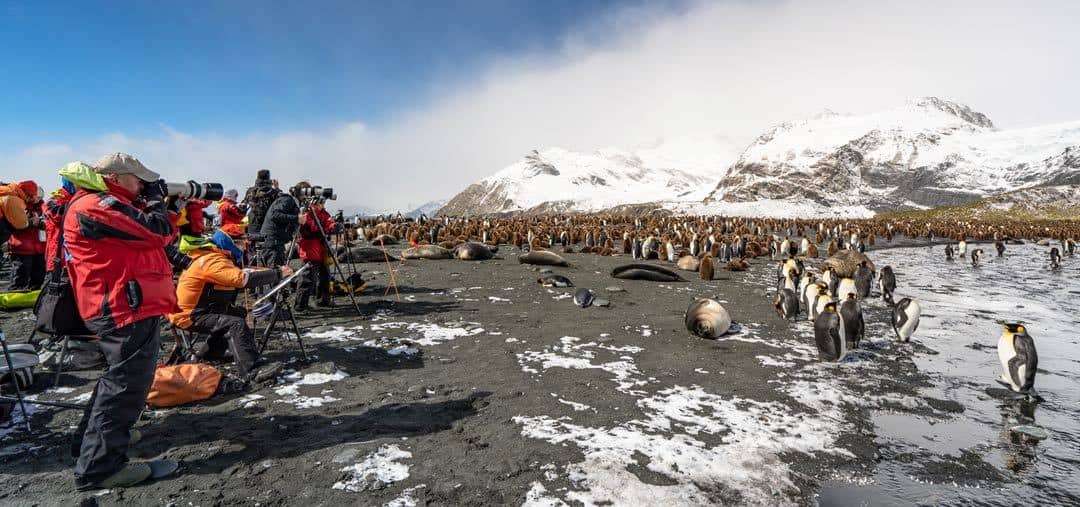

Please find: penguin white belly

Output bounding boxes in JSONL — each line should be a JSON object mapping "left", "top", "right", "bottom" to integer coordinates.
{"left": 836, "top": 278, "right": 857, "bottom": 299}
{"left": 998, "top": 334, "right": 1019, "bottom": 390}
{"left": 803, "top": 286, "right": 820, "bottom": 321}
{"left": 814, "top": 294, "right": 831, "bottom": 320}
{"left": 895, "top": 300, "right": 921, "bottom": 341}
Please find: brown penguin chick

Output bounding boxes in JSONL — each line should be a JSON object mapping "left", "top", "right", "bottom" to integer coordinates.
{"left": 827, "top": 239, "right": 838, "bottom": 257}
{"left": 868, "top": 234, "right": 876, "bottom": 246}
{"left": 710, "top": 242, "right": 721, "bottom": 258}
{"left": 562, "top": 245, "right": 575, "bottom": 254}
{"left": 699, "top": 254, "right": 715, "bottom": 280}
{"left": 726, "top": 258, "right": 750, "bottom": 271}
{"left": 746, "top": 241, "right": 763, "bottom": 258}
{"left": 438, "top": 240, "right": 456, "bottom": 249}
{"left": 599, "top": 247, "right": 613, "bottom": 256}
{"left": 807, "top": 242, "right": 819, "bottom": 258}
{"left": 622, "top": 238, "right": 632, "bottom": 254}
{"left": 658, "top": 246, "right": 669, "bottom": 262}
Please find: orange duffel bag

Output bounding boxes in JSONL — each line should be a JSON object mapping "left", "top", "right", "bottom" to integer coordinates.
{"left": 146, "top": 363, "right": 222, "bottom": 407}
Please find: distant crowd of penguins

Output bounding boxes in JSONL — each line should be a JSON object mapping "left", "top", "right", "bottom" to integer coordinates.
{"left": 350, "top": 213, "right": 1075, "bottom": 401}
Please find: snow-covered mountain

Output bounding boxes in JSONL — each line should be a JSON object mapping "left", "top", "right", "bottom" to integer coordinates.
{"left": 404, "top": 199, "right": 447, "bottom": 219}
{"left": 438, "top": 135, "right": 738, "bottom": 216}
{"left": 705, "top": 97, "right": 1080, "bottom": 211}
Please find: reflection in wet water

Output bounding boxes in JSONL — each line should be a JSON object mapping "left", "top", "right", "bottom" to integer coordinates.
{"left": 842, "top": 241, "right": 1080, "bottom": 504}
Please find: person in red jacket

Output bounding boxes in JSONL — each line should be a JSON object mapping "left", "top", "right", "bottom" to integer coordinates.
{"left": 42, "top": 181, "right": 75, "bottom": 274}
{"left": 294, "top": 199, "right": 338, "bottom": 311}
{"left": 216, "top": 188, "right": 246, "bottom": 227}
{"left": 64, "top": 152, "right": 179, "bottom": 490}
{"left": 7, "top": 203, "right": 46, "bottom": 290}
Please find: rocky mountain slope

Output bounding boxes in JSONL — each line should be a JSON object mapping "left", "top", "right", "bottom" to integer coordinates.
{"left": 705, "top": 97, "right": 1080, "bottom": 211}
{"left": 880, "top": 184, "right": 1080, "bottom": 222}
{"left": 438, "top": 135, "right": 737, "bottom": 216}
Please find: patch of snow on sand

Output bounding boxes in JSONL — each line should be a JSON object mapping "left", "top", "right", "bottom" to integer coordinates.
{"left": 274, "top": 370, "right": 349, "bottom": 409}
{"left": 516, "top": 337, "right": 649, "bottom": 395}
{"left": 385, "top": 484, "right": 426, "bottom": 507}
{"left": 524, "top": 482, "right": 569, "bottom": 507}
{"left": 368, "top": 321, "right": 484, "bottom": 347}
{"left": 306, "top": 326, "right": 358, "bottom": 342}
{"left": 333, "top": 444, "right": 411, "bottom": 493}
{"left": 237, "top": 394, "right": 264, "bottom": 408}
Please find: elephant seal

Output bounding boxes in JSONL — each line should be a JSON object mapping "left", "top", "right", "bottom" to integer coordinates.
{"left": 371, "top": 234, "right": 399, "bottom": 246}
{"left": 611, "top": 263, "right": 685, "bottom": 282}
{"left": 573, "top": 288, "right": 594, "bottom": 308}
{"left": 454, "top": 242, "right": 494, "bottom": 261}
{"left": 519, "top": 250, "right": 569, "bottom": 267}
{"left": 676, "top": 255, "right": 701, "bottom": 272}
{"left": 684, "top": 298, "right": 732, "bottom": 339}
{"left": 401, "top": 244, "right": 452, "bottom": 260}
{"left": 338, "top": 246, "right": 398, "bottom": 263}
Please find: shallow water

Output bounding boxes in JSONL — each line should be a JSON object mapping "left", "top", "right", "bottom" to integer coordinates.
{"left": 822, "top": 242, "right": 1080, "bottom": 504}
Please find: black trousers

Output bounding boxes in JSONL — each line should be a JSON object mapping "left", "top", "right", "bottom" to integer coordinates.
{"left": 296, "top": 260, "right": 330, "bottom": 306}
{"left": 72, "top": 317, "right": 160, "bottom": 487}
{"left": 8, "top": 253, "right": 45, "bottom": 291}
{"left": 257, "top": 243, "right": 287, "bottom": 268}
{"left": 186, "top": 306, "right": 259, "bottom": 378}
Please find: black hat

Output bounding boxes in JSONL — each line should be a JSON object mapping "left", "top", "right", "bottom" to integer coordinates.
{"left": 257, "top": 169, "right": 271, "bottom": 181}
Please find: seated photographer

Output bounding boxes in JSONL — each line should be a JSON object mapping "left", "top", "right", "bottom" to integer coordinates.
{"left": 295, "top": 198, "right": 339, "bottom": 311}
{"left": 168, "top": 224, "right": 291, "bottom": 384}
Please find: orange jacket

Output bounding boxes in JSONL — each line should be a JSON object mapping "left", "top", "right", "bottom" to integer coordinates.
{"left": 0, "top": 183, "right": 31, "bottom": 231}
{"left": 168, "top": 248, "right": 281, "bottom": 329}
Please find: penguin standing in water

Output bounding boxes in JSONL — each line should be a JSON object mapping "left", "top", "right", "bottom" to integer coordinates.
{"left": 891, "top": 297, "right": 921, "bottom": 342}
{"left": 1066, "top": 239, "right": 1076, "bottom": 256}
{"left": 879, "top": 265, "right": 897, "bottom": 304}
{"left": 958, "top": 239, "right": 968, "bottom": 257}
{"left": 997, "top": 322, "right": 1040, "bottom": 399}
{"left": 995, "top": 241, "right": 1006, "bottom": 257}
{"left": 1050, "top": 247, "right": 1062, "bottom": 269}
{"left": 971, "top": 248, "right": 984, "bottom": 267}
{"left": 814, "top": 302, "right": 846, "bottom": 361}
{"left": 774, "top": 288, "right": 800, "bottom": 320}
{"left": 839, "top": 293, "right": 865, "bottom": 350}
{"left": 945, "top": 244, "right": 955, "bottom": 261}
{"left": 853, "top": 260, "right": 873, "bottom": 300}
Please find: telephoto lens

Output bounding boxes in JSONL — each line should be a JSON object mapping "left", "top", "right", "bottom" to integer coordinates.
{"left": 165, "top": 181, "right": 225, "bottom": 201}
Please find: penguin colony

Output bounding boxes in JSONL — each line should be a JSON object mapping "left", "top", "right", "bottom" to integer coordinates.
{"left": 341, "top": 213, "right": 1070, "bottom": 401}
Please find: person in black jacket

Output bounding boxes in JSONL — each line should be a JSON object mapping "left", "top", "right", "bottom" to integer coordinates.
{"left": 257, "top": 182, "right": 304, "bottom": 267}
{"left": 242, "top": 170, "right": 280, "bottom": 235}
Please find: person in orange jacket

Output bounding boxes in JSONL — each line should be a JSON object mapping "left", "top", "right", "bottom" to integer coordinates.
{"left": 169, "top": 224, "right": 292, "bottom": 383}
{"left": 0, "top": 180, "right": 41, "bottom": 247}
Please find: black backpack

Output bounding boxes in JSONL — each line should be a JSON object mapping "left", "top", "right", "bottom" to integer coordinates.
{"left": 245, "top": 184, "right": 280, "bottom": 234}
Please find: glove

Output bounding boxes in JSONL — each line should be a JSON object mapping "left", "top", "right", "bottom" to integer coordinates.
{"left": 145, "top": 179, "right": 168, "bottom": 201}
{"left": 237, "top": 202, "right": 250, "bottom": 213}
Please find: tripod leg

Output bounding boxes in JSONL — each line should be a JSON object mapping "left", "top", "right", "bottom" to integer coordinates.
{"left": 0, "top": 331, "right": 32, "bottom": 432}
{"left": 258, "top": 304, "right": 282, "bottom": 355}
{"left": 285, "top": 309, "right": 308, "bottom": 361}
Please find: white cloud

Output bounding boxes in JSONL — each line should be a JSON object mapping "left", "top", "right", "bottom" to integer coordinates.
{"left": 4, "top": 0, "right": 1079, "bottom": 210}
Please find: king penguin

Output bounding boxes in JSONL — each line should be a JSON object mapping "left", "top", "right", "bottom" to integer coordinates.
{"left": 997, "top": 322, "right": 1040, "bottom": 399}
{"left": 1050, "top": 247, "right": 1062, "bottom": 269}
{"left": 879, "top": 265, "right": 897, "bottom": 305}
{"left": 838, "top": 293, "right": 865, "bottom": 350}
{"left": 774, "top": 288, "right": 799, "bottom": 321}
{"left": 814, "top": 301, "right": 846, "bottom": 361}
{"left": 891, "top": 297, "right": 921, "bottom": 342}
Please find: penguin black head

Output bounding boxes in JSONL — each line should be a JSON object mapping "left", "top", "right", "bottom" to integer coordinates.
{"left": 845, "top": 293, "right": 858, "bottom": 301}
{"left": 824, "top": 302, "right": 838, "bottom": 313}
{"left": 999, "top": 321, "right": 1028, "bottom": 335}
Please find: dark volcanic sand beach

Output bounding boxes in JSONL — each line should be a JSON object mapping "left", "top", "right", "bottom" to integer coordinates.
{"left": 1, "top": 238, "right": 1074, "bottom": 506}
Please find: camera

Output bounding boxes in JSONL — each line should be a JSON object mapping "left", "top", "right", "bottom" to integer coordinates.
{"left": 293, "top": 185, "right": 336, "bottom": 201}
{"left": 166, "top": 181, "right": 224, "bottom": 201}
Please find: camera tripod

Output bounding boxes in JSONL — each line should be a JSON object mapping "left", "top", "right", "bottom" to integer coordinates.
{"left": 1, "top": 328, "right": 87, "bottom": 434}
{"left": 292, "top": 199, "right": 364, "bottom": 316}
{"left": 254, "top": 264, "right": 310, "bottom": 360}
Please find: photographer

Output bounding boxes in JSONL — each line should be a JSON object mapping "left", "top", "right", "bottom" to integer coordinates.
{"left": 257, "top": 181, "right": 303, "bottom": 267}
{"left": 217, "top": 189, "right": 246, "bottom": 227}
{"left": 64, "top": 153, "right": 178, "bottom": 490}
{"left": 7, "top": 203, "right": 45, "bottom": 291}
{"left": 168, "top": 225, "right": 289, "bottom": 383}
{"left": 0, "top": 180, "right": 41, "bottom": 247}
{"left": 294, "top": 198, "right": 338, "bottom": 311}
{"left": 243, "top": 169, "right": 279, "bottom": 234}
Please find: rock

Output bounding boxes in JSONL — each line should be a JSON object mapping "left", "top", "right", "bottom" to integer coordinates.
{"left": 594, "top": 299, "right": 611, "bottom": 307}
{"left": 605, "top": 286, "right": 625, "bottom": 293}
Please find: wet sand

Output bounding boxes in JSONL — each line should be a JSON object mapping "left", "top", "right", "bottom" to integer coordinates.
{"left": 0, "top": 238, "right": 1057, "bottom": 506}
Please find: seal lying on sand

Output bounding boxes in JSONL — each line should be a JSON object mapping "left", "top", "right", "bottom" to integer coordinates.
{"left": 371, "top": 234, "right": 399, "bottom": 246}
{"left": 519, "top": 250, "right": 569, "bottom": 267}
{"left": 337, "top": 246, "right": 399, "bottom": 263}
{"left": 611, "top": 263, "right": 685, "bottom": 282}
{"left": 454, "top": 242, "right": 495, "bottom": 261}
{"left": 402, "top": 244, "right": 452, "bottom": 260}
{"left": 684, "top": 298, "right": 732, "bottom": 339}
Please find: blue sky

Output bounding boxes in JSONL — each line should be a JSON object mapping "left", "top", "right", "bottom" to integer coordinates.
{"left": 0, "top": 0, "right": 642, "bottom": 143}
{"left": 2, "top": 0, "right": 1077, "bottom": 210}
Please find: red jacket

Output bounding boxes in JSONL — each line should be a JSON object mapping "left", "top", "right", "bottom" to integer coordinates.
{"left": 217, "top": 198, "right": 245, "bottom": 227}
{"left": 42, "top": 189, "right": 72, "bottom": 271}
{"left": 63, "top": 182, "right": 179, "bottom": 333}
{"left": 298, "top": 206, "right": 335, "bottom": 263}
{"left": 8, "top": 210, "right": 44, "bottom": 255}
{"left": 180, "top": 199, "right": 210, "bottom": 236}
